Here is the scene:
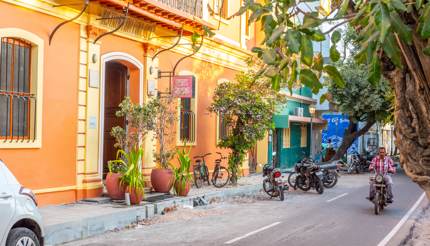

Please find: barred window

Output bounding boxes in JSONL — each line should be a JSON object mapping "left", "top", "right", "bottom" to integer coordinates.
{"left": 0, "top": 37, "right": 35, "bottom": 140}
{"left": 179, "top": 98, "right": 195, "bottom": 143}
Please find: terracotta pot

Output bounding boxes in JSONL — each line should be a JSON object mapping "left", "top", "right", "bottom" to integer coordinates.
{"left": 174, "top": 180, "right": 191, "bottom": 196}
{"left": 106, "top": 172, "right": 126, "bottom": 200}
{"left": 151, "top": 168, "right": 174, "bottom": 193}
{"left": 127, "top": 187, "right": 144, "bottom": 205}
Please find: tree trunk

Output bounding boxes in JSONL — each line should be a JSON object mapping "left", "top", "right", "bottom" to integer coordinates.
{"left": 331, "top": 120, "right": 375, "bottom": 160}
{"left": 385, "top": 33, "right": 430, "bottom": 196}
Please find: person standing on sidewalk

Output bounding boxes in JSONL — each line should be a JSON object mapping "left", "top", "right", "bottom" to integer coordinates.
{"left": 367, "top": 147, "right": 396, "bottom": 203}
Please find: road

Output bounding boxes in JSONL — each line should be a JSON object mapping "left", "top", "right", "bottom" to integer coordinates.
{"left": 66, "top": 172, "right": 425, "bottom": 246}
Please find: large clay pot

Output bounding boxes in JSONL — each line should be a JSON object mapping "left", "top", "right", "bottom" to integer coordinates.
{"left": 174, "top": 180, "right": 191, "bottom": 196}
{"left": 151, "top": 168, "right": 174, "bottom": 193}
{"left": 127, "top": 187, "right": 144, "bottom": 205}
{"left": 106, "top": 172, "right": 126, "bottom": 200}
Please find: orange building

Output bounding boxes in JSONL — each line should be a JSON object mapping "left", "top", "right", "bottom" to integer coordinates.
{"left": 0, "top": 0, "right": 260, "bottom": 205}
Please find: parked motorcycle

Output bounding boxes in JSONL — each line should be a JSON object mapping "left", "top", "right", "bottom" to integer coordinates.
{"left": 262, "top": 164, "right": 287, "bottom": 201}
{"left": 289, "top": 159, "right": 324, "bottom": 194}
{"left": 370, "top": 174, "right": 390, "bottom": 215}
{"left": 289, "top": 158, "right": 339, "bottom": 190}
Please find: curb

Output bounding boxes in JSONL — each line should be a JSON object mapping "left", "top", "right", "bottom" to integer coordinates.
{"left": 44, "top": 184, "right": 261, "bottom": 245}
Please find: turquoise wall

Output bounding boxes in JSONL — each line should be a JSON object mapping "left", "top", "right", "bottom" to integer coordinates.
{"left": 276, "top": 123, "right": 311, "bottom": 170}
{"left": 270, "top": 86, "right": 313, "bottom": 170}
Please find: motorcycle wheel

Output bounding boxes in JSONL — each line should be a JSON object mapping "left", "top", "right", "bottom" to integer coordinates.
{"left": 374, "top": 193, "right": 380, "bottom": 215}
{"left": 288, "top": 172, "right": 298, "bottom": 189}
{"left": 263, "top": 179, "right": 278, "bottom": 197}
{"left": 323, "top": 172, "right": 338, "bottom": 188}
{"left": 316, "top": 178, "right": 324, "bottom": 194}
{"left": 296, "top": 175, "right": 311, "bottom": 191}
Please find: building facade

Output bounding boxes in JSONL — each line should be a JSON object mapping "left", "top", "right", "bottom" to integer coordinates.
{"left": 0, "top": 0, "right": 258, "bottom": 205}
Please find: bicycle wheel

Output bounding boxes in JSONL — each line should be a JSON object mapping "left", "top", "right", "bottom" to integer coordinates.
{"left": 202, "top": 165, "right": 210, "bottom": 185}
{"left": 212, "top": 166, "right": 230, "bottom": 188}
{"left": 193, "top": 169, "right": 203, "bottom": 188}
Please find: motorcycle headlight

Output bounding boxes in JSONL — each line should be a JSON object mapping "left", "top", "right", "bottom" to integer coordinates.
{"left": 375, "top": 175, "right": 384, "bottom": 183}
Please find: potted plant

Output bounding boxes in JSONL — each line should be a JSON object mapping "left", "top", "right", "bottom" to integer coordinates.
{"left": 151, "top": 96, "right": 177, "bottom": 193}
{"left": 106, "top": 154, "right": 127, "bottom": 200}
{"left": 119, "top": 149, "right": 145, "bottom": 205}
{"left": 109, "top": 97, "right": 158, "bottom": 203}
{"left": 173, "top": 147, "right": 192, "bottom": 196}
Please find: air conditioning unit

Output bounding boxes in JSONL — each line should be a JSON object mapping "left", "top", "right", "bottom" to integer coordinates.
{"left": 295, "top": 107, "right": 304, "bottom": 117}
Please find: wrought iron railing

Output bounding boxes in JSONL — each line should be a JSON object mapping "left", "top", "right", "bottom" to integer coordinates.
{"left": 154, "top": 0, "right": 203, "bottom": 18}
{"left": 180, "top": 110, "right": 196, "bottom": 143}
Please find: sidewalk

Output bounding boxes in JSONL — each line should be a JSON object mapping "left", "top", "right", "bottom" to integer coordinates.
{"left": 41, "top": 175, "right": 263, "bottom": 245}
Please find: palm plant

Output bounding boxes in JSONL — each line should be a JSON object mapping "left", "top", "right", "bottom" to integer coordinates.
{"left": 172, "top": 147, "right": 192, "bottom": 196}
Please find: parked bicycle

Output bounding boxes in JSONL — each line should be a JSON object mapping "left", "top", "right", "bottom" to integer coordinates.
{"left": 193, "top": 153, "right": 211, "bottom": 188}
{"left": 211, "top": 152, "right": 230, "bottom": 188}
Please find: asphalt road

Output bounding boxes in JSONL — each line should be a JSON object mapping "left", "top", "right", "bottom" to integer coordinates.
{"left": 66, "top": 172, "right": 424, "bottom": 246}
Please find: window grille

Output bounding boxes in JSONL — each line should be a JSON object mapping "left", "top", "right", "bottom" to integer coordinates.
{"left": 0, "top": 37, "right": 36, "bottom": 142}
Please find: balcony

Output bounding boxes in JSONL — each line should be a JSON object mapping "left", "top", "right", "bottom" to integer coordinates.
{"left": 154, "top": 0, "right": 203, "bottom": 19}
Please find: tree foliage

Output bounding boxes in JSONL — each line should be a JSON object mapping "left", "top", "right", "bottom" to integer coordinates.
{"left": 239, "top": 0, "right": 430, "bottom": 194}
{"left": 329, "top": 61, "right": 393, "bottom": 124}
{"left": 210, "top": 72, "right": 282, "bottom": 184}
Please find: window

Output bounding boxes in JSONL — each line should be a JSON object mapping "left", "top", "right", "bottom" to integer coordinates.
{"left": 0, "top": 28, "right": 43, "bottom": 148}
{"left": 214, "top": 0, "right": 228, "bottom": 19}
{"left": 0, "top": 37, "right": 34, "bottom": 140}
{"left": 283, "top": 128, "right": 290, "bottom": 148}
{"left": 177, "top": 72, "right": 197, "bottom": 145}
{"left": 300, "top": 125, "right": 307, "bottom": 147}
{"left": 179, "top": 98, "right": 195, "bottom": 143}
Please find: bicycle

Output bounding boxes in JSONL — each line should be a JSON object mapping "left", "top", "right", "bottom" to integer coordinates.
{"left": 212, "top": 152, "right": 230, "bottom": 188}
{"left": 193, "top": 153, "right": 211, "bottom": 188}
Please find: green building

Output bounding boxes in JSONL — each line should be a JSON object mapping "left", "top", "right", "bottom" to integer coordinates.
{"left": 268, "top": 87, "right": 326, "bottom": 170}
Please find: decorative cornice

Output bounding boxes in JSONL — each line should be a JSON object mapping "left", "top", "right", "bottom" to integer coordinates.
{"left": 3, "top": 0, "right": 252, "bottom": 71}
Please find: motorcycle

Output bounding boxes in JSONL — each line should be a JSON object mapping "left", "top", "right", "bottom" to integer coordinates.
{"left": 347, "top": 153, "right": 362, "bottom": 174}
{"left": 289, "top": 159, "right": 324, "bottom": 194}
{"left": 370, "top": 174, "right": 389, "bottom": 215}
{"left": 289, "top": 158, "right": 339, "bottom": 189}
{"left": 262, "top": 164, "right": 287, "bottom": 201}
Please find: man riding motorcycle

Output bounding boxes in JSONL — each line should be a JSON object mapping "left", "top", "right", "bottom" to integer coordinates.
{"left": 367, "top": 147, "right": 396, "bottom": 203}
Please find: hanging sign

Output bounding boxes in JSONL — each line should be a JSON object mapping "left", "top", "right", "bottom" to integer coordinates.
{"left": 172, "top": 75, "right": 194, "bottom": 98}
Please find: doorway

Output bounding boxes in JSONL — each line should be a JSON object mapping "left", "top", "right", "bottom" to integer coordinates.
{"left": 102, "top": 61, "right": 129, "bottom": 177}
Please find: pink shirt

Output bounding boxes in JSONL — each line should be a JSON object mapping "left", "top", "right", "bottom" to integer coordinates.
{"left": 369, "top": 156, "right": 395, "bottom": 175}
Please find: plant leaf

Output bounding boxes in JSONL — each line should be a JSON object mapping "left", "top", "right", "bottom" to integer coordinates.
{"left": 331, "top": 30, "right": 341, "bottom": 44}
{"left": 420, "top": 3, "right": 430, "bottom": 38}
{"left": 267, "top": 25, "right": 285, "bottom": 45}
{"left": 311, "top": 30, "right": 326, "bottom": 41}
{"left": 389, "top": 0, "right": 407, "bottom": 12}
{"left": 323, "top": 65, "right": 345, "bottom": 88}
{"left": 379, "top": 3, "right": 391, "bottom": 43}
{"left": 368, "top": 56, "right": 381, "bottom": 85}
{"left": 424, "top": 46, "right": 430, "bottom": 56}
{"left": 299, "top": 69, "right": 322, "bottom": 92}
{"left": 391, "top": 11, "right": 413, "bottom": 45}
{"left": 286, "top": 29, "right": 302, "bottom": 53}
{"left": 330, "top": 45, "right": 341, "bottom": 62}
{"left": 262, "top": 49, "right": 277, "bottom": 65}
{"left": 383, "top": 34, "right": 403, "bottom": 68}
{"left": 300, "top": 35, "right": 314, "bottom": 66}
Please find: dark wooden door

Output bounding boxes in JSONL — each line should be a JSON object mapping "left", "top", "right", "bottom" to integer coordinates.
{"left": 103, "top": 61, "right": 128, "bottom": 177}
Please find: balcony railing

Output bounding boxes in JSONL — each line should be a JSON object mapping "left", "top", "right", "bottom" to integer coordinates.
{"left": 154, "top": 0, "right": 203, "bottom": 18}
